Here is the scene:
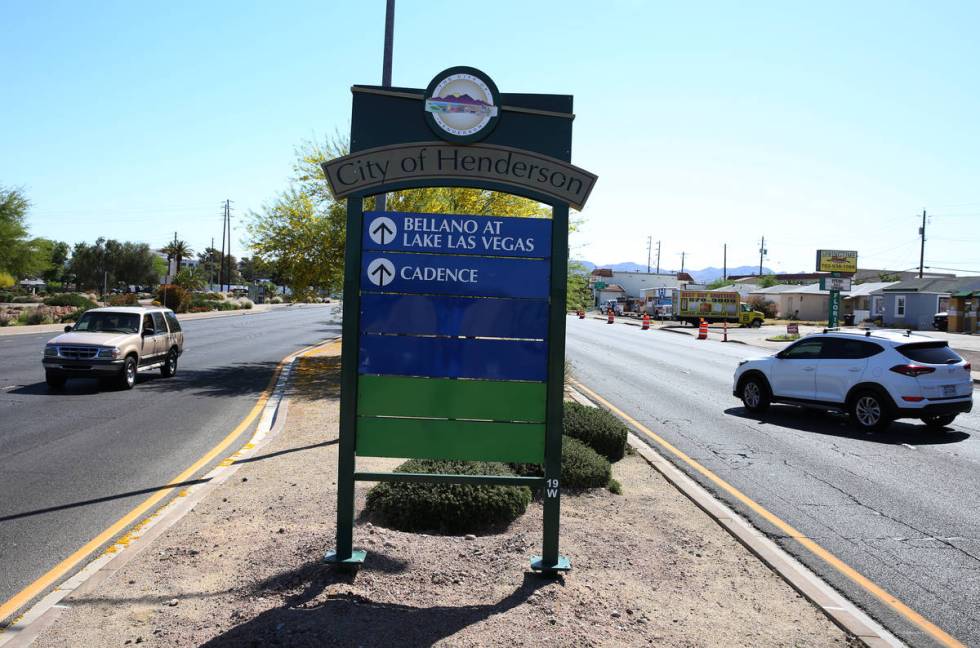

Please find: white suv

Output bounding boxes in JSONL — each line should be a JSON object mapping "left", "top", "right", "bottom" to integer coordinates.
{"left": 733, "top": 330, "right": 973, "bottom": 431}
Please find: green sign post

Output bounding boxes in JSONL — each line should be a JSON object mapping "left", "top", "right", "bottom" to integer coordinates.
{"left": 320, "top": 67, "right": 597, "bottom": 575}
{"left": 816, "top": 249, "right": 857, "bottom": 328}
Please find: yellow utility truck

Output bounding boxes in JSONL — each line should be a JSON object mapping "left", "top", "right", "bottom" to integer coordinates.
{"left": 674, "top": 290, "right": 765, "bottom": 327}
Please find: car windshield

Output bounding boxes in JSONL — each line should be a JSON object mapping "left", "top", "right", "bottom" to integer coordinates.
{"left": 73, "top": 312, "right": 140, "bottom": 334}
{"left": 897, "top": 342, "right": 962, "bottom": 365}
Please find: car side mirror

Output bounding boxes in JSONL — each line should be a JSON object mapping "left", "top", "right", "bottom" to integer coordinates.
{"left": 64, "top": 325, "right": 73, "bottom": 333}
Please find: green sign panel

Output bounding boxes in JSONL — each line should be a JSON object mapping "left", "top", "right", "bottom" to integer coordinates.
{"left": 321, "top": 66, "right": 597, "bottom": 575}
{"left": 594, "top": 281, "right": 607, "bottom": 290}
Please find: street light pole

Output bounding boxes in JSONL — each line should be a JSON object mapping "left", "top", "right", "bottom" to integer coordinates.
{"left": 375, "top": 0, "right": 395, "bottom": 213}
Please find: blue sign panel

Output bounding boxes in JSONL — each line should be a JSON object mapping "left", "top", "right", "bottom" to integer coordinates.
{"left": 361, "top": 251, "right": 549, "bottom": 299}
{"left": 359, "top": 335, "right": 547, "bottom": 381}
{"left": 360, "top": 294, "right": 549, "bottom": 339}
{"left": 362, "top": 210, "right": 551, "bottom": 258}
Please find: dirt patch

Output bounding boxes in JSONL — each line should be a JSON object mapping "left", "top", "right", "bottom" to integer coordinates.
{"left": 34, "top": 345, "right": 854, "bottom": 647}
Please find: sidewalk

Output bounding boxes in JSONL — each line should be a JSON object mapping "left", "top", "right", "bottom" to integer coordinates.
{"left": 0, "top": 303, "right": 281, "bottom": 337}
{"left": 24, "top": 343, "right": 851, "bottom": 647}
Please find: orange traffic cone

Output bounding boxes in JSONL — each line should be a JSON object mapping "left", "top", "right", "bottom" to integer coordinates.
{"left": 607, "top": 308, "right": 615, "bottom": 324}
{"left": 642, "top": 313, "right": 650, "bottom": 330}
{"left": 697, "top": 318, "right": 708, "bottom": 340}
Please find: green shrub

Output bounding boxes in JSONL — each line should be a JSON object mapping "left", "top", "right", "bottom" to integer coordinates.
{"left": 17, "top": 307, "right": 54, "bottom": 326}
{"left": 608, "top": 478, "right": 623, "bottom": 495}
{"left": 44, "top": 293, "right": 98, "bottom": 309}
{"left": 107, "top": 293, "right": 138, "bottom": 306}
{"left": 511, "top": 435, "right": 612, "bottom": 490}
{"left": 365, "top": 459, "right": 531, "bottom": 534}
{"left": 156, "top": 284, "right": 190, "bottom": 312}
{"left": 12, "top": 295, "right": 40, "bottom": 304}
{"left": 0, "top": 291, "right": 16, "bottom": 303}
{"left": 238, "top": 299, "right": 253, "bottom": 309}
{"left": 563, "top": 401, "right": 628, "bottom": 462}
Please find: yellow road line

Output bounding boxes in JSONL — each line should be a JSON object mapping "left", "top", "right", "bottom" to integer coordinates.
{"left": 569, "top": 378, "right": 965, "bottom": 648}
{"left": 0, "top": 337, "right": 337, "bottom": 625}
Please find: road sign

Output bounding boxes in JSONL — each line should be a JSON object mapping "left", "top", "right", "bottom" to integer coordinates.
{"left": 787, "top": 323, "right": 799, "bottom": 336}
{"left": 594, "top": 281, "right": 607, "bottom": 290}
{"left": 361, "top": 251, "right": 549, "bottom": 298}
{"left": 362, "top": 210, "right": 551, "bottom": 258}
{"left": 820, "top": 276, "right": 852, "bottom": 291}
{"left": 323, "top": 65, "right": 597, "bottom": 575}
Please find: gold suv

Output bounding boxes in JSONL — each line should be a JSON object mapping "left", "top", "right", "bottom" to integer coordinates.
{"left": 43, "top": 306, "right": 185, "bottom": 390}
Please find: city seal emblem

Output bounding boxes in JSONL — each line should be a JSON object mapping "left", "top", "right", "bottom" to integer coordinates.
{"left": 424, "top": 66, "right": 501, "bottom": 144}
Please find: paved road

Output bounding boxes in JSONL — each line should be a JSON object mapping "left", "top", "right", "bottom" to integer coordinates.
{"left": 0, "top": 304, "right": 341, "bottom": 618}
{"left": 566, "top": 317, "right": 980, "bottom": 648}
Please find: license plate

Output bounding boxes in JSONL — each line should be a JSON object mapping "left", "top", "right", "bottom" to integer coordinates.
{"left": 943, "top": 384, "right": 957, "bottom": 397}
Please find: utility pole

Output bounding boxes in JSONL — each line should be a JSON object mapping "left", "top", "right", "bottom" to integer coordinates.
{"left": 375, "top": 0, "right": 395, "bottom": 213}
{"left": 655, "top": 240, "right": 661, "bottom": 274}
{"left": 918, "top": 209, "right": 927, "bottom": 279}
{"left": 723, "top": 243, "right": 727, "bottom": 282}
{"left": 680, "top": 251, "right": 686, "bottom": 274}
{"left": 226, "top": 199, "right": 233, "bottom": 291}
{"left": 209, "top": 236, "right": 215, "bottom": 288}
{"left": 646, "top": 236, "right": 652, "bottom": 273}
{"left": 758, "top": 236, "right": 767, "bottom": 276}
{"left": 219, "top": 202, "right": 227, "bottom": 291}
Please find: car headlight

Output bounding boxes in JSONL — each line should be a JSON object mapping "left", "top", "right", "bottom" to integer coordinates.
{"left": 97, "top": 347, "right": 121, "bottom": 359}
{"left": 44, "top": 345, "right": 58, "bottom": 357}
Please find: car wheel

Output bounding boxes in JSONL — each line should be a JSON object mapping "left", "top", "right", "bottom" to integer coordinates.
{"left": 921, "top": 414, "right": 957, "bottom": 430}
{"left": 740, "top": 376, "right": 770, "bottom": 413}
{"left": 161, "top": 348, "right": 178, "bottom": 378}
{"left": 118, "top": 356, "right": 137, "bottom": 390}
{"left": 45, "top": 372, "right": 66, "bottom": 390}
{"left": 751, "top": 319, "right": 762, "bottom": 328}
{"left": 850, "top": 391, "right": 892, "bottom": 432}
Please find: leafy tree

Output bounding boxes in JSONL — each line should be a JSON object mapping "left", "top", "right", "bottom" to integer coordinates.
{"left": 238, "top": 255, "right": 277, "bottom": 283}
{"left": 0, "top": 187, "right": 42, "bottom": 278}
{"left": 566, "top": 261, "right": 592, "bottom": 310}
{"left": 758, "top": 275, "right": 779, "bottom": 288}
{"left": 68, "top": 238, "right": 159, "bottom": 292}
{"left": 174, "top": 266, "right": 206, "bottom": 291}
{"left": 706, "top": 277, "right": 730, "bottom": 289}
{"left": 40, "top": 240, "right": 70, "bottom": 283}
{"left": 161, "top": 240, "right": 193, "bottom": 273}
{"left": 198, "top": 247, "right": 240, "bottom": 285}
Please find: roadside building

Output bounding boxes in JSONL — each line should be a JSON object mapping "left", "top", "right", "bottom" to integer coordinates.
{"left": 881, "top": 276, "right": 980, "bottom": 330}
{"left": 596, "top": 283, "right": 626, "bottom": 308}
{"left": 746, "top": 284, "right": 798, "bottom": 318}
{"left": 709, "top": 283, "right": 759, "bottom": 297}
{"left": 589, "top": 269, "right": 689, "bottom": 309}
{"left": 841, "top": 282, "right": 897, "bottom": 323}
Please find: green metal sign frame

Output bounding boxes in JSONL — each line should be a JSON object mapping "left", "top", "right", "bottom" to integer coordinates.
{"left": 321, "top": 67, "right": 596, "bottom": 576}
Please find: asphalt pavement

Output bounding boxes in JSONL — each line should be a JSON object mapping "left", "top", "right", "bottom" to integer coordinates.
{"left": 0, "top": 304, "right": 341, "bottom": 620}
{"left": 566, "top": 316, "right": 980, "bottom": 648}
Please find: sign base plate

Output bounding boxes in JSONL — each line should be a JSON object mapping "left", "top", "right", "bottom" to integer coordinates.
{"left": 324, "top": 550, "right": 367, "bottom": 566}
{"left": 529, "top": 555, "right": 571, "bottom": 574}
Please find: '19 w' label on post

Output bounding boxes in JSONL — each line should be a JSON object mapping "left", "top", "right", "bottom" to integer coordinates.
{"left": 546, "top": 478, "right": 559, "bottom": 498}
{"left": 362, "top": 210, "right": 551, "bottom": 259}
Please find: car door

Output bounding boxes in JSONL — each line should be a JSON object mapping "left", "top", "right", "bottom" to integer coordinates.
{"left": 151, "top": 311, "right": 170, "bottom": 362}
{"left": 816, "top": 338, "right": 881, "bottom": 403}
{"left": 140, "top": 313, "right": 157, "bottom": 363}
{"left": 770, "top": 338, "right": 823, "bottom": 400}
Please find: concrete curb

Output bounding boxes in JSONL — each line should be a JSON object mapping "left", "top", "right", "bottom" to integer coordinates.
{"left": 0, "top": 338, "right": 338, "bottom": 647}
{"left": 564, "top": 383, "right": 904, "bottom": 648}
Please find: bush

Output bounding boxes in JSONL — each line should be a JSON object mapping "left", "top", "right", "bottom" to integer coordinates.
{"left": 107, "top": 293, "right": 138, "bottom": 306}
{"left": 17, "top": 307, "right": 55, "bottom": 326}
{"left": 270, "top": 295, "right": 283, "bottom": 304}
{"left": 0, "top": 272, "right": 15, "bottom": 289}
{"left": 365, "top": 459, "right": 532, "bottom": 534}
{"left": 563, "top": 401, "right": 628, "bottom": 462}
{"left": 44, "top": 293, "right": 98, "bottom": 309}
{"left": 0, "top": 291, "right": 16, "bottom": 303}
{"left": 511, "top": 435, "right": 613, "bottom": 490}
{"left": 238, "top": 298, "right": 253, "bottom": 309}
{"left": 746, "top": 296, "right": 778, "bottom": 319}
{"left": 12, "top": 295, "right": 40, "bottom": 304}
{"left": 156, "top": 284, "right": 190, "bottom": 312}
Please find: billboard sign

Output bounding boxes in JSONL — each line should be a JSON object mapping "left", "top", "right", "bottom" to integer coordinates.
{"left": 816, "top": 249, "right": 858, "bottom": 274}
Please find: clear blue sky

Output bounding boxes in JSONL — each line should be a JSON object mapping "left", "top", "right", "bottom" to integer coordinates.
{"left": 3, "top": 0, "right": 979, "bottom": 274}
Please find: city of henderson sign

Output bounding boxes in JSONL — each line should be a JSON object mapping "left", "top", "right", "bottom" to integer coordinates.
{"left": 323, "top": 142, "right": 597, "bottom": 210}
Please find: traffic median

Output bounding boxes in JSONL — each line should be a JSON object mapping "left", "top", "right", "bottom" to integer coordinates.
{"left": 23, "top": 343, "right": 854, "bottom": 647}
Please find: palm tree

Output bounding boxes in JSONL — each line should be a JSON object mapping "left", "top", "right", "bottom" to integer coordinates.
{"left": 161, "top": 240, "right": 193, "bottom": 273}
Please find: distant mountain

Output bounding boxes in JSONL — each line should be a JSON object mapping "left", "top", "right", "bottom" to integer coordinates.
{"left": 572, "top": 261, "right": 773, "bottom": 284}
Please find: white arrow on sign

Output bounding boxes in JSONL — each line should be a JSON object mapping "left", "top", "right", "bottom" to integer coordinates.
{"left": 368, "top": 216, "right": 397, "bottom": 246}
{"left": 366, "top": 258, "right": 396, "bottom": 287}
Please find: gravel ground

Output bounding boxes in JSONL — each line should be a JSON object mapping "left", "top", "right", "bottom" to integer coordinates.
{"left": 33, "top": 344, "right": 854, "bottom": 647}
